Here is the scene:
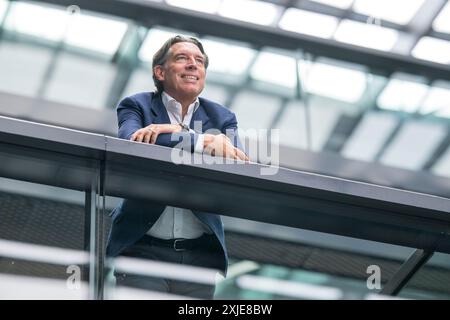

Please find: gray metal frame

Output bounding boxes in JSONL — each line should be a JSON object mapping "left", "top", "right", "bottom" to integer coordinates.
{"left": 1, "top": 115, "right": 449, "bottom": 297}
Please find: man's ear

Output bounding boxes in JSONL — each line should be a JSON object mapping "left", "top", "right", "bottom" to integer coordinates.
{"left": 154, "top": 65, "right": 165, "bottom": 81}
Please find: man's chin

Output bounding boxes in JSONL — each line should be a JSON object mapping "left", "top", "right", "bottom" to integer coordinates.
{"left": 180, "top": 87, "right": 203, "bottom": 97}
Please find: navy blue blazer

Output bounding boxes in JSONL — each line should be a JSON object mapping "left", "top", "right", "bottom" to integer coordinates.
{"left": 106, "top": 91, "right": 243, "bottom": 274}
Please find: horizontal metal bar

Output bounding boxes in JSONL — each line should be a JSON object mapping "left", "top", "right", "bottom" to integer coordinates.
{"left": 0, "top": 115, "right": 449, "bottom": 254}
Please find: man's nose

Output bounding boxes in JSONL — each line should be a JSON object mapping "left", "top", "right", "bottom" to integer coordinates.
{"left": 186, "top": 57, "right": 197, "bottom": 69}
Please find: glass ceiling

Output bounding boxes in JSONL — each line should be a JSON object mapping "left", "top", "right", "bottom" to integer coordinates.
{"left": 3, "top": 1, "right": 128, "bottom": 56}
{"left": 0, "top": 0, "right": 448, "bottom": 177}
{"left": 352, "top": 0, "right": 426, "bottom": 25}
{"left": 433, "top": 1, "right": 450, "bottom": 33}
{"left": 0, "top": 0, "right": 8, "bottom": 25}
{"left": 218, "top": 0, "right": 281, "bottom": 26}
{"left": 279, "top": 8, "right": 339, "bottom": 39}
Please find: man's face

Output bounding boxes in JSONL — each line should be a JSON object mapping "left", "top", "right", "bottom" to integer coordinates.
{"left": 155, "top": 41, "right": 206, "bottom": 102}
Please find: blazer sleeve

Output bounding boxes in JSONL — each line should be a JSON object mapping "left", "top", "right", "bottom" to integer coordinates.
{"left": 117, "top": 96, "right": 199, "bottom": 152}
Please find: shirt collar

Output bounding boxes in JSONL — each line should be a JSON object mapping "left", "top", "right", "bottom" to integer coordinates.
{"left": 161, "top": 91, "right": 200, "bottom": 114}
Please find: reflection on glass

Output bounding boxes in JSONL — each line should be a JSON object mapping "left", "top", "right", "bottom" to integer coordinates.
{"left": 0, "top": 178, "right": 91, "bottom": 299}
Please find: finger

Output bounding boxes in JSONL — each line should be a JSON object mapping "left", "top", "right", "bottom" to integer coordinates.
{"left": 150, "top": 131, "right": 159, "bottom": 144}
{"left": 235, "top": 148, "right": 248, "bottom": 161}
{"left": 135, "top": 132, "right": 144, "bottom": 142}
{"left": 143, "top": 130, "right": 152, "bottom": 144}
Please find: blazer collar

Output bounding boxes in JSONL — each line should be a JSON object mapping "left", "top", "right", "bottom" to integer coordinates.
{"left": 149, "top": 92, "right": 171, "bottom": 124}
{"left": 150, "top": 92, "right": 210, "bottom": 130}
{"left": 190, "top": 101, "right": 210, "bottom": 130}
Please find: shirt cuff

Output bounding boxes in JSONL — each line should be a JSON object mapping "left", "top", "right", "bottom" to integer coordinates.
{"left": 194, "top": 133, "right": 204, "bottom": 154}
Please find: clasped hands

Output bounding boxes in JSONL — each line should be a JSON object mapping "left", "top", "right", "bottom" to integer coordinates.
{"left": 131, "top": 124, "right": 248, "bottom": 161}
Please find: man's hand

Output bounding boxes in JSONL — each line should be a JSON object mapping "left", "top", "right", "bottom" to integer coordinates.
{"left": 204, "top": 134, "right": 249, "bottom": 161}
{"left": 131, "top": 124, "right": 182, "bottom": 144}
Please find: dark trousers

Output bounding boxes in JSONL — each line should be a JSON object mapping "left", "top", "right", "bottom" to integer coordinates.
{"left": 114, "top": 236, "right": 221, "bottom": 299}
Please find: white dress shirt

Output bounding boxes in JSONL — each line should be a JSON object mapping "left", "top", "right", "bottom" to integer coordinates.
{"left": 146, "top": 91, "right": 211, "bottom": 239}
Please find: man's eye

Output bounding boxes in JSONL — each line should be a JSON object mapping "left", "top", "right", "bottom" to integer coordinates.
{"left": 196, "top": 58, "right": 204, "bottom": 65}
{"left": 177, "top": 56, "right": 187, "bottom": 60}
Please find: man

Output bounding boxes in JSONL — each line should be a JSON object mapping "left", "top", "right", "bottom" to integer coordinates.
{"left": 106, "top": 35, "right": 247, "bottom": 299}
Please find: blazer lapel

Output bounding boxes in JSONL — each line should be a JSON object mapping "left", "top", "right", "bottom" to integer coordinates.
{"left": 150, "top": 93, "right": 171, "bottom": 124}
{"left": 190, "top": 103, "right": 210, "bottom": 133}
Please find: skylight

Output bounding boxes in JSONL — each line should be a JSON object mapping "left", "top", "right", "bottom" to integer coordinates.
{"left": 218, "top": 0, "right": 280, "bottom": 26}
{"left": 279, "top": 8, "right": 339, "bottom": 38}
{"left": 4, "top": 2, "right": 127, "bottom": 55}
{"left": 420, "top": 82, "right": 450, "bottom": 118}
{"left": 431, "top": 146, "right": 450, "bottom": 178}
{"left": 353, "top": 0, "right": 425, "bottom": 25}
{"left": 250, "top": 51, "right": 297, "bottom": 88}
{"left": 433, "top": 1, "right": 450, "bottom": 34}
{"left": 0, "top": 0, "right": 8, "bottom": 25}
{"left": 300, "top": 61, "right": 367, "bottom": 103}
{"left": 341, "top": 112, "right": 399, "bottom": 162}
{"left": 377, "top": 76, "right": 429, "bottom": 113}
{"left": 379, "top": 121, "right": 447, "bottom": 170}
{"left": 138, "top": 28, "right": 196, "bottom": 62}
{"left": 201, "top": 38, "right": 255, "bottom": 75}
{"left": 411, "top": 36, "right": 450, "bottom": 65}
{"left": 64, "top": 13, "right": 128, "bottom": 56}
{"left": 4, "top": 2, "right": 67, "bottom": 41}
{"left": 166, "top": 0, "right": 221, "bottom": 14}
{"left": 334, "top": 19, "right": 399, "bottom": 51}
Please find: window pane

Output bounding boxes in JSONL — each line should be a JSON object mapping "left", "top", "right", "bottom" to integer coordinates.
{"left": 377, "top": 76, "right": 429, "bottom": 113}
{"left": 279, "top": 8, "right": 338, "bottom": 38}
{"left": 334, "top": 19, "right": 399, "bottom": 51}
{"left": 218, "top": 0, "right": 280, "bottom": 26}
{"left": 166, "top": 0, "right": 221, "bottom": 14}
{"left": 379, "top": 121, "right": 447, "bottom": 170}
{"left": 353, "top": 0, "right": 425, "bottom": 25}
{"left": 411, "top": 37, "right": 450, "bottom": 65}
{"left": 300, "top": 61, "right": 367, "bottom": 103}
{"left": 250, "top": 51, "right": 297, "bottom": 88}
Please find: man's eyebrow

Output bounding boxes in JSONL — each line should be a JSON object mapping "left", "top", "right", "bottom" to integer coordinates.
{"left": 174, "top": 51, "right": 204, "bottom": 59}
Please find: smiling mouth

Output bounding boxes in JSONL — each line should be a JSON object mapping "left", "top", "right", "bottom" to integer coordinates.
{"left": 181, "top": 75, "right": 199, "bottom": 80}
